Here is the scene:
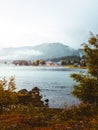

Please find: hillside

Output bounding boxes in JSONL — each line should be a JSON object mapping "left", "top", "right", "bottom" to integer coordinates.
{"left": 0, "top": 43, "right": 83, "bottom": 60}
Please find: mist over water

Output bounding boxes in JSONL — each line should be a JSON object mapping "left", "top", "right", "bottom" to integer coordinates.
{"left": 0, "top": 66, "right": 86, "bottom": 108}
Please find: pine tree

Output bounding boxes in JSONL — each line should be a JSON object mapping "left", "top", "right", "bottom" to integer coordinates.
{"left": 71, "top": 33, "right": 98, "bottom": 105}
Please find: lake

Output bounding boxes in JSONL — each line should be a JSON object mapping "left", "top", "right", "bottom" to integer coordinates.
{"left": 0, "top": 66, "right": 86, "bottom": 108}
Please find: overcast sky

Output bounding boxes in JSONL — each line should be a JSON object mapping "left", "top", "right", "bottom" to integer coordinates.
{"left": 0, "top": 0, "right": 98, "bottom": 49}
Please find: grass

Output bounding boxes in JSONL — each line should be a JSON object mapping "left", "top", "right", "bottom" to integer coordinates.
{"left": 0, "top": 103, "right": 98, "bottom": 130}
{"left": 66, "top": 65, "right": 87, "bottom": 69}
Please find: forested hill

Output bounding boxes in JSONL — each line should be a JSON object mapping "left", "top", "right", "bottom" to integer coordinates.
{"left": 0, "top": 43, "right": 84, "bottom": 60}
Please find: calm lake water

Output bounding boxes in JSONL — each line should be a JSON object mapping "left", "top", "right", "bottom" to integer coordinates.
{"left": 0, "top": 66, "right": 86, "bottom": 108}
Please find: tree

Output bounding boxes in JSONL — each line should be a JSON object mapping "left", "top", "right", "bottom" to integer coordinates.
{"left": 61, "top": 60, "right": 66, "bottom": 66}
{"left": 12, "top": 60, "right": 29, "bottom": 66}
{"left": 39, "top": 60, "right": 46, "bottom": 65}
{"left": 0, "top": 77, "right": 18, "bottom": 113}
{"left": 71, "top": 33, "right": 98, "bottom": 105}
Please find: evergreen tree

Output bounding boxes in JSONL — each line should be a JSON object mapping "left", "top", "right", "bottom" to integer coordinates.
{"left": 71, "top": 33, "right": 98, "bottom": 105}
{"left": 0, "top": 77, "right": 18, "bottom": 113}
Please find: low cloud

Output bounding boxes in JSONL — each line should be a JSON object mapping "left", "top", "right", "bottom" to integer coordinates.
{"left": 0, "top": 49, "right": 43, "bottom": 60}
{"left": 15, "top": 49, "right": 43, "bottom": 56}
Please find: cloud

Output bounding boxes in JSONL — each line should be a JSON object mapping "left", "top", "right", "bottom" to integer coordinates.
{"left": 15, "top": 49, "right": 43, "bottom": 56}
{"left": 0, "top": 49, "right": 43, "bottom": 60}
{"left": 0, "top": 0, "right": 98, "bottom": 49}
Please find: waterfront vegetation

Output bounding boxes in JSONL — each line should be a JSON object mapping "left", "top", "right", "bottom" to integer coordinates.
{"left": 0, "top": 34, "right": 98, "bottom": 129}
{"left": 0, "top": 78, "right": 98, "bottom": 130}
{"left": 0, "top": 103, "right": 97, "bottom": 130}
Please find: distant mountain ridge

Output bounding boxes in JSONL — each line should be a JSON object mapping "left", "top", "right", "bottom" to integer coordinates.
{"left": 0, "top": 43, "right": 84, "bottom": 60}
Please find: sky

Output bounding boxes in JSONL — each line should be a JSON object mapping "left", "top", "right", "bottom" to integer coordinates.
{"left": 0, "top": 0, "right": 98, "bottom": 49}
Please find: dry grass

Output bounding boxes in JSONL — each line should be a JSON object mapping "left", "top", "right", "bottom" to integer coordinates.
{"left": 0, "top": 114, "right": 97, "bottom": 130}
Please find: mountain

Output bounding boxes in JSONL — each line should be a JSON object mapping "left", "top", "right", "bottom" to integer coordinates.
{"left": 76, "top": 49, "right": 85, "bottom": 57}
{"left": 0, "top": 43, "right": 83, "bottom": 60}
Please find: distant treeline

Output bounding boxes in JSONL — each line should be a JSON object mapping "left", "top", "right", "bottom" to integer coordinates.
{"left": 11, "top": 55, "right": 86, "bottom": 66}
{"left": 49, "top": 55, "right": 81, "bottom": 62}
{"left": 48, "top": 55, "right": 86, "bottom": 66}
